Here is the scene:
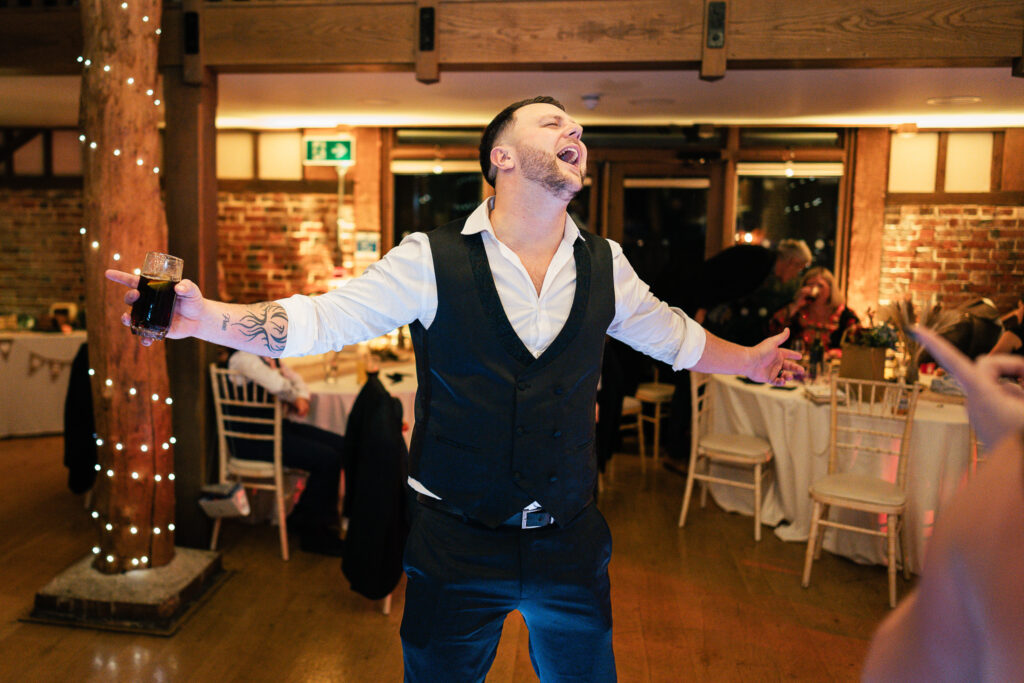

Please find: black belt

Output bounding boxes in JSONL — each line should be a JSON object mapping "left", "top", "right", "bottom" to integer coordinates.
{"left": 415, "top": 493, "right": 556, "bottom": 529}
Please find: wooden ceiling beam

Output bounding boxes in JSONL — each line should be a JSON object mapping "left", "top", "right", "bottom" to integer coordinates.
{"left": 0, "top": 0, "right": 1020, "bottom": 75}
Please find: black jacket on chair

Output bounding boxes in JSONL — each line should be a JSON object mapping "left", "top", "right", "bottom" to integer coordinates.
{"left": 64, "top": 342, "right": 97, "bottom": 494}
{"left": 340, "top": 373, "right": 409, "bottom": 600}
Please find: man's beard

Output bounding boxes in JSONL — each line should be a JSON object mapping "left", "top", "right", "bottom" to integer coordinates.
{"left": 517, "top": 144, "right": 583, "bottom": 201}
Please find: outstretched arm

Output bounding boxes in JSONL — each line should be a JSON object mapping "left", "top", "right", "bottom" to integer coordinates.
{"left": 106, "top": 269, "right": 291, "bottom": 356}
{"left": 691, "top": 328, "right": 803, "bottom": 386}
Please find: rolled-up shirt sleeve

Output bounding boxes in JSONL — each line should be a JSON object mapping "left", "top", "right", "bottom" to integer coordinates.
{"left": 606, "top": 240, "right": 707, "bottom": 370}
{"left": 277, "top": 234, "right": 436, "bottom": 358}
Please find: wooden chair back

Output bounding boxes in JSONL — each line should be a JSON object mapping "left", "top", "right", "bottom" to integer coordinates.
{"left": 689, "top": 371, "right": 712, "bottom": 451}
{"left": 968, "top": 426, "right": 987, "bottom": 477}
{"left": 829, "top": 375, "right": 922, "bottom": 490}
{"left": 209, "top": 364, "right": 284, "bottom": 486}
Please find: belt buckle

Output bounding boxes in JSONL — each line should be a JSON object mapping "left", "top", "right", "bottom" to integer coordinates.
{"left": 521, "top": 509, "right": 550, "bottom": 529}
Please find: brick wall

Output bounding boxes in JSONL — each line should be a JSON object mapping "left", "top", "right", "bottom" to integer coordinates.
{"left": 0, "top": 188, "right": 86, "bottom": 323}
{"left": 879, "top": 204, "right": 1024, "bottom": 313}
{"left": 218, "top": 191, "right": 340, "bottom": 303}
{"left": 0, "top": 188, "right": 349, "bottom": 320}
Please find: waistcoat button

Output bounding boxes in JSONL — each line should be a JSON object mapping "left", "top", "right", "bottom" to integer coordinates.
{"left": 515, "top": 426, "right": 525, "bottom": 436}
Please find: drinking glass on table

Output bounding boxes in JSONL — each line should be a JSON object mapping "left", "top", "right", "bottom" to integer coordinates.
{"left": 130, "top": 252, "right": 183, "bottom": 341}
{"left": 324, "top": 350, "right": 341, "bottom": 384}
{"left": 792, "top": 339, "right": 807, "bottom": 380}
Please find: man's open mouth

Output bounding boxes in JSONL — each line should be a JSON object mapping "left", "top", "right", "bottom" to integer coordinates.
{"left": 556, "top": 145, "right": 580, "bottom": 166}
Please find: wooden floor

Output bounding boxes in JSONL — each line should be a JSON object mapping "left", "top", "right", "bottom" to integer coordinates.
{"left": 0, "top": 435, "right": 906, "bottom": 682}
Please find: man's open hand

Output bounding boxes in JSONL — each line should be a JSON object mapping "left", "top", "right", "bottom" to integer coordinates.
{"left": 748, "top": 328, "right": 804, "bottom": 386}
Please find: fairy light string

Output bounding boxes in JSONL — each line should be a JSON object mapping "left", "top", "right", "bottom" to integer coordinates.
{"left": 80, "top": 3, "right": 172, "bottom": 571}
{"left": 86, "top": 372, "right": 179, "bottom": 569}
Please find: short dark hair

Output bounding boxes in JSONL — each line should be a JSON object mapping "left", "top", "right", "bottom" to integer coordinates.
{"left": 479, "top": 96, "right": 565, "bottom": 185}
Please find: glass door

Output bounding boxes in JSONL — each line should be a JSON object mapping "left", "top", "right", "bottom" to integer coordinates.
{"left": 619, "top": 177, "right": 710, "bottom": 292}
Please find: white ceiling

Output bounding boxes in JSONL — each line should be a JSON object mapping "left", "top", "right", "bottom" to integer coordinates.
{"left": 2, "top": 66, "right": 1023, "bottom": 129}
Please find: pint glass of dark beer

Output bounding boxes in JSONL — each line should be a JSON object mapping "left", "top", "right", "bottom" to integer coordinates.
{"left": 130, "top": 252, "right": 183, "bottom": 341}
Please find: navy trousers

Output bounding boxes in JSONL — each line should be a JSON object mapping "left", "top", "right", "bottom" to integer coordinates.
{"left": 401, "top": 502, "right": 616, "bottom": 682}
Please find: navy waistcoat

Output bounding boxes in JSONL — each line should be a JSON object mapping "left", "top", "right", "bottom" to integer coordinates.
{"left": 409, "top": 217, "right": 615, "bottom": 527}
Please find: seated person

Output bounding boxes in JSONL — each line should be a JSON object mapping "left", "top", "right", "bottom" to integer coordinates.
{"left": 701, "top": 238, "right": 812, "bottom": 345}
{"left": 921, "top": 297, "right": 1014, "bottom": 367}
{"left": 225, "top": 349, "right": 346, "bottom": 556}
{"left": 988, "top": 297, "right": 1024, "bottom": 356}
{"left": 769, "top": 267, "right": 859, "bottom": 356}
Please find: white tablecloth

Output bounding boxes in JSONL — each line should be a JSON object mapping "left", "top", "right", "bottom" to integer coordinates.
{"left": 0, "top": 331, "right": 87, "bottom": 437}
{"left": 706, "top": 375, "right": 969, "bottom": 574}
{"left": 289, "top": 363, "right": 418, "bottom": 446}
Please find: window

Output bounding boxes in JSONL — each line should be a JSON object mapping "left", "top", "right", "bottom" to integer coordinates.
{"left": 392, "top": 160, "right": 483, "bottom": 244}
{"left": 621, "top": 177, "right": 709, "bottom": 287}
{"left": 736, "top": 163, "right": 843, "bottom": 270}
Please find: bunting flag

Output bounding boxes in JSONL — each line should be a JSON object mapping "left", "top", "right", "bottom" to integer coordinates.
{"left": 0, "top": 339, "right": 11, "bottom": 362}
{"left": 27, "top": 351, "right": 72, "bottom": 382}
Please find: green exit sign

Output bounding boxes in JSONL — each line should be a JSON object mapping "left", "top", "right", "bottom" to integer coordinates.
{"left": 303, "top": 137, "right": 355, "bottom": 166}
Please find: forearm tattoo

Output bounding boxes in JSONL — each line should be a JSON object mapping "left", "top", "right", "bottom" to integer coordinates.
{"left": 221, "top": 314, "right": 229, "bottom": 331}
{"left": 231, "top": 303, "right": 288, "bottom": 354}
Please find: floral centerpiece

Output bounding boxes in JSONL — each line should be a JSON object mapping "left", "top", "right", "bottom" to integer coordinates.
{"left": 838, "top": 312, "right": 898, "bottom": 382}
{"left": 843, "top": 319, "right": 899, "bottom": 349}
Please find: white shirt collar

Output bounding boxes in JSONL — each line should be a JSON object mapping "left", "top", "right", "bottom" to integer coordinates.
{"left": 461, "top": 197, "right": 583, "bottom": 248}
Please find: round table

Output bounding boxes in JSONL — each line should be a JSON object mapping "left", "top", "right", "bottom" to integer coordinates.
{"left": 291, "top": 363, "right": 418, "bottom": 447}
{"left": 706, "top": 374, "right": 969, "bottom": 574}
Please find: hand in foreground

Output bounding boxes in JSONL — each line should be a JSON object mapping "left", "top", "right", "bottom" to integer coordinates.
{"left": 105, "top": 269, "right": 206, "bottom": 346}
{"left": 748, "top": 328, "right": 804, "bottom": 386}
{"left": 913, "top": 325, "right": 1024, "bottom": 446}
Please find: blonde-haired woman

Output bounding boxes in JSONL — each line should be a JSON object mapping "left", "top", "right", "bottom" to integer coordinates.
{"left": 770, "top": 267, "right": 859, "bottom": 355}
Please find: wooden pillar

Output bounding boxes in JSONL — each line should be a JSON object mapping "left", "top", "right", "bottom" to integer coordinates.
{"left": 352, "top": 127, "right": 383, "bottom": 238}
{"left": 81, "top": 0, "right": 175, "bottom": 573}
{"left": 844, "top": 128, "right": 890, "bottom": 318}
{"left": 714, "top": 126, "right": 740, "bottom": 256}
{"left": 1002, "top": 129, "right": 1024, "bottom": 191}
{"left": 380, "top": 129, "right": 396, "bottom": 252}
{"left": 161, "top": 65, "right": 219, "bottom": 548}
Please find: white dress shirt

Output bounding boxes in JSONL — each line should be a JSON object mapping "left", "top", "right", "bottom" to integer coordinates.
{"left": 279, "top": 198, "right": 706, "bottom": 367}
{"left": 228, "top": 351, "right": 310, "bottom": 405}
{"left": 276, "top": 198, "right": 707, "bottom": 506}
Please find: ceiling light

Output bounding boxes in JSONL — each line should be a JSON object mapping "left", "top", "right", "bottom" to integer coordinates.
{"left": 926, "top": 96, "right": 982, "bottom": 106}
{"left": 581, "top": 94, "right": 600, "bottom": 110}
{"left": 696, "top": 124, "right": 716, "bottom": 139}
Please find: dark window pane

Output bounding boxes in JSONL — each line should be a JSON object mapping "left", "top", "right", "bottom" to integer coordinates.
{"left": 736, "top": 176, "right": 840, "bottom": 270}
{"left": 621, "top": 185, "right": 707, "bottom": 288}
{"left": 393, "top": 173, "right": 482, "bottom": 243}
